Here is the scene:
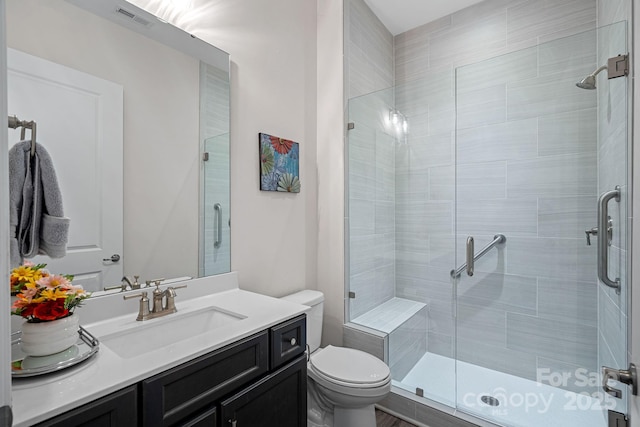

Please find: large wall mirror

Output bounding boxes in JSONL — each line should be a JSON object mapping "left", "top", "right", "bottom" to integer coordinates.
{"left": 6, "top": 0, "right": 230, "bottom": 294}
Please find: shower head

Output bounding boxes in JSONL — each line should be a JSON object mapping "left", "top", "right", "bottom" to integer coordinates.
{"left": 576, "top": 65, "right": 607, "bottom": 90}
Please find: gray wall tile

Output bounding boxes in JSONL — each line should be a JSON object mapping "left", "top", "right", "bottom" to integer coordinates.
{"left": 507, "top": 69, "right": 597, "bottom": 121}
{"left": 343, "top": 324, "right": 387, "bottom": 361}
{"left": 538, "top": 277, "right": 597, "bottom": 328}
{"left": 456, "top": 118, "right": 537, "bottom": 164}
{"left": 538, "top": 109, "right": 597, "bottom": 157}
{"left": 457, "top": 303, "right": 506, "bottom": 347}
{"left": 456, "top": 83, "right": 506, "bottom": 129}
{"left": 506, "top": 0, "right": 596, "bottom": 51}
{"left": 538, "top": 196, "right": 597, "bottom": 239}
{"left": 457, "top": 272, "right": 537, "bottom": 315}
{"left": 506, "top": 153, "right": 596, "bottom": 198}
{"left": 506, "top": 313, "right": 597, "bottom": 368}
{"left": 506, "top": 236, "right": 597, "bottom": 282}
{"left": 457, "top": 199, "right": 538, "bottom": 237}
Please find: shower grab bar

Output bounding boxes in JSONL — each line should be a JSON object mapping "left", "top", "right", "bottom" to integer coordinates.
{"left": 214, "top": 203, "right": 222, "bottom": 249}
{"left": 466, "top": 236, "right": 474, "bottom": 276}
{"left": 597, "top": 186, "right": 620, "bottom": 293}
{"left": 450, "top": 234, "right": 506, "bottom": 279}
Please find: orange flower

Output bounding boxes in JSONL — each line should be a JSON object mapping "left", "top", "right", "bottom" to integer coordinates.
{"left": 269, "top": 136, "right": 293, "bottom": 155}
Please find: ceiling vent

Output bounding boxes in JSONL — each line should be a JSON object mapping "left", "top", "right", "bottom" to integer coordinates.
{"left": 115, "top": 7, "right": 153, "bottom": 28}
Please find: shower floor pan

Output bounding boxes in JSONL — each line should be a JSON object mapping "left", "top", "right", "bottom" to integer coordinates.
{"left": 397, "top": 352, "right": 619, "bottom": 427}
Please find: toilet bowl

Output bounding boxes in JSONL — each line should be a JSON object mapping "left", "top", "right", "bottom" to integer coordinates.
{"left": 281, "top": 290, "right": 391, "bottom": 427}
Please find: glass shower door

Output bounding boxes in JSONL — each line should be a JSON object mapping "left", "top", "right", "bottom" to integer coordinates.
{"left": 454, "top": 22, "right": 629, "bottom": 427}
{"left": 201, "top": 133, "right": 230, "bottom": 276}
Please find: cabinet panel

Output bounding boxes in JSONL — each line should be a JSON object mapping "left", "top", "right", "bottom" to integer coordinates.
{"left": 220, "top": 355, "right": 307, "bottom": 427}
{"left": 34, "top": 385, "right": 137, "bottom": 427}
{"left": 270, "top": 315, "right": 306, "bottom": 370}
{"left": 182, "top": 407, "right": 217, "bottom": 427}
{"left": 142, "top": 331, "right": 268, "bottom": 427}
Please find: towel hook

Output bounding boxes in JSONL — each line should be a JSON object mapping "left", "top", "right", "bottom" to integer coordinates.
{"left": 8, "top": 115, "right": 37, "bottom": 156}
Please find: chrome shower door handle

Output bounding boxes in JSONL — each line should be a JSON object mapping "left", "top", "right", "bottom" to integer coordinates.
{"left": 597, "top": 186, "right": 620, "bottom": 292}
{"left": 602, "top": 364, "right": 638, "bottom": 399}
{"left": 214, "top": 203, "right": 222, "bottom": 249}
{"left": 466, "top": 236, "right": 474, "bottom": 277}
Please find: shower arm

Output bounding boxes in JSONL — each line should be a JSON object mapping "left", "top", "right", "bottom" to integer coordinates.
{"left": 590, "top": 64, "right": 608, "bottom": 78}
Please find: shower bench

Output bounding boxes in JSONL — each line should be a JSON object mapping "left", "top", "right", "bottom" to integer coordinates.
{"left": 345, "top": 297, "right": 427, "bottom": 381}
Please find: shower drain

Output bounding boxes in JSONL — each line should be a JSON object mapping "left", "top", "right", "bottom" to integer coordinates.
{"left": 480, "top": 395, "right": 500, "bottom": 407}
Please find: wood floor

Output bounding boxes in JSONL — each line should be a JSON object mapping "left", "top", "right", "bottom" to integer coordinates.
{"left": 375, "top": 409, "right": 417, "bottom": 427}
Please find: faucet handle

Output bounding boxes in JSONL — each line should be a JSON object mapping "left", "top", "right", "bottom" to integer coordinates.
{"left": 123, "top": 291, "right": 148, "bottom": 300}
{"left": 123, "top": 291, "right": 150, "bottom": 321}
{"left": 104, "top": 283, "right": 126, "bottom": 292}
{"left": 145, "top": 278, "right": 166, "bottom": 288}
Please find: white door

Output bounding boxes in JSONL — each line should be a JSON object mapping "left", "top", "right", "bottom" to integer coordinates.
{"left": 7, "top": 48, "right": 123, "bottom": 292}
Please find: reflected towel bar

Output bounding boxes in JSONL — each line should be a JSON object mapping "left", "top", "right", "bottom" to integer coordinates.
{"left": 450, "top": 234, "right": 506, "bottom": 279}
{"left": 214, "top": 203, "right": 222, "bottom": 249}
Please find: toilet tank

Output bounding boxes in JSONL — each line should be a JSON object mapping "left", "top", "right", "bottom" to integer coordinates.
{"left": 280, "top": 290, "right": 324, "bottom": 353}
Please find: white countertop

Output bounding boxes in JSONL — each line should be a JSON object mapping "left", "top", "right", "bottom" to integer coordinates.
{"left": 11, "top": 272, "right": 308, "bottom": 426}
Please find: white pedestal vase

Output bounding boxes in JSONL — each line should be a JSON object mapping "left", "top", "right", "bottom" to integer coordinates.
{"left": 20, "top": 314, "right": 80, "bottom": 357}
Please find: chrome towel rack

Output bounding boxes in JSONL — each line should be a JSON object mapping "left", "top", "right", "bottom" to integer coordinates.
{"left": 8, "top": 115, "right": 37, "bottom": 157}
{"left": 450, "top": 234, "right": 506, "bottom": 279}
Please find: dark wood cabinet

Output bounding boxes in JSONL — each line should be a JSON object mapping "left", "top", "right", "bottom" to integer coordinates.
{"left": 142, "top": 331, "right": 269, "bottom": 427}
{"left": 270, "top": 315, "right": 306, "bottom": 370}
{"left": 220, "top": 355, "right": 307, "bottom": 427}
{"left": 34, "top": 385, "right": 138, "bottom": 427}
{"left": 36, "top": 315, "right": 306, "bottom": 427}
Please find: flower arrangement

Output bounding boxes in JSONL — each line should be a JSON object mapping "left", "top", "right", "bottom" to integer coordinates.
{"left": 10, "top": 262, "right": 90, "bottom": 322}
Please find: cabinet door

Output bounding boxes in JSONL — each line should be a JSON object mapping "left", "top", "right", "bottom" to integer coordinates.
{"left": 182, "top": 407, "right": 217, "bottom": 427}
{"left": 35, "top": 386, "right": 137, "bottom": 427}
{"left": 142, "top": 331, "right": 268, "bottom": 427}
{"left": 220, "top": 355, "right": 307, "bottom": 427}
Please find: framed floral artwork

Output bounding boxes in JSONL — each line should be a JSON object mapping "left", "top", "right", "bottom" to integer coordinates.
{"left": 259, "top": 133, "right": 300, "bottom": 193}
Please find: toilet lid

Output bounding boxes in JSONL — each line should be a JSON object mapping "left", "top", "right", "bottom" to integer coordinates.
{"left": 310, "top": 345, "right": 390, "bottom": 385}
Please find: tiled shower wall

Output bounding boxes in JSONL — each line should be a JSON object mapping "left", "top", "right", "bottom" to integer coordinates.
{"left": 346, "top": 0, "right": 631, "bottom": 393}
{"left": 345, "top": 0, "right": 396, "bottom": 320}
{"left": 394, "top": 0, "right": 601, "bottom": 385}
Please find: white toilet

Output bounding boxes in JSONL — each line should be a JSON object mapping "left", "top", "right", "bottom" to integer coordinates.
{"left": 281, "top": 290, "right": 391, "bottom": 427}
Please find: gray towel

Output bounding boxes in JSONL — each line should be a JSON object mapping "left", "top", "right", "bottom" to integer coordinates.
{"left": 9, "top": 140, "right": 69, "bottom": 267}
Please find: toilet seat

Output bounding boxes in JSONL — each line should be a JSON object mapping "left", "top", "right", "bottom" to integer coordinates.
{"left": 310, "top": 345, "right": 390, "bottom": 389}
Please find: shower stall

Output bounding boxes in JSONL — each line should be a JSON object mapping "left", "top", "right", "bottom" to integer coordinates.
{"left": 344, "top": 15, "right": 630, "bottom": 427}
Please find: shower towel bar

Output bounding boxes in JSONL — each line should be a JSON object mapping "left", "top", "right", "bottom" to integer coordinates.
{"left": 8, "top": 115, "right": 37, "bottom": 156}
{"left": 450, "top": 234, "right": 506, "bottom": 279}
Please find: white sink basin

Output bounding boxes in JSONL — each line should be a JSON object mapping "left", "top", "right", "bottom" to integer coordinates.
{"left": 100, "top": 307, "right": 246, "bottom": 359}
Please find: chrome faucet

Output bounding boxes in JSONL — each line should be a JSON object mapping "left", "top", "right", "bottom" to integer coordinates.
{"left": 121, "top": 275, "right": 141, "bottom": 290}
{"left": 103, "top": 275, "right": 141, "bottom": 292}
{"left": 124, "top": 282, "right": 187, "bottom": 321}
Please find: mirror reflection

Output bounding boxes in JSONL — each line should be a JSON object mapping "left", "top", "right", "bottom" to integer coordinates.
{"left": 6, "top": 0, "right": 230, "bottom": 294}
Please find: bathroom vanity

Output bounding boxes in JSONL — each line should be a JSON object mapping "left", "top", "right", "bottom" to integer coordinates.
{"left": 11, "top": 273, "right": 308, "bottom": 427}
